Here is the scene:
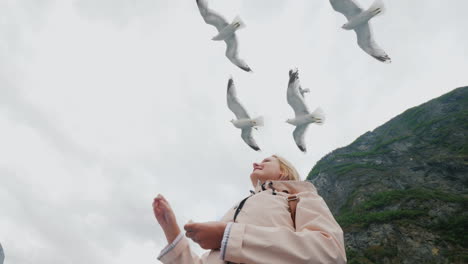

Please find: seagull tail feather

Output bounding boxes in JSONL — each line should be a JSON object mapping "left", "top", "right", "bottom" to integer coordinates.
{"left": 311, "top": 107, "right": 326, "bottom": 125}
{"left": 367, "top": 0, "right": 386, "bottom": 17}
{"left": 232, "top": 15, "right": 246, "bottom": 30}
{"left": 253, "top": 116, "right": 264, "bottom": 127}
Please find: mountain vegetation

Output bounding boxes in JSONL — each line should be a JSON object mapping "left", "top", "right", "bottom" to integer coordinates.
{"left": 308, "top": 87, "right": 468, "bottom": 263}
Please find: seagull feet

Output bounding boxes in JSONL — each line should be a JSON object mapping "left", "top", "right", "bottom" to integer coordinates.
{"left": 375, "top": 54, "right": 392, "bottom": 63}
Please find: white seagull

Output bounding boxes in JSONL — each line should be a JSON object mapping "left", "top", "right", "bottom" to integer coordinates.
{"left": 227, "top": 78, "right": 263, "bottom": 151}
{"left": 196, "top": 0, "right": 252, "bottom": 72}
{"left": 330, "top": 0, "right": 391, "bottom": 63}
{"left": 286, "top": 69, "right": 325, "bottom": 152}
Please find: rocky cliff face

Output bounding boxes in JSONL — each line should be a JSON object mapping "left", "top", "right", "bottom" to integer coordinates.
{"left": 307, "top": 87, "right": 467, "bottom": 264}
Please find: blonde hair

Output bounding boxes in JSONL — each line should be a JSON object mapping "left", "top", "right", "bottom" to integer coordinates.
{"left": 272, "top": 155, "right": 301, "bottom": 181}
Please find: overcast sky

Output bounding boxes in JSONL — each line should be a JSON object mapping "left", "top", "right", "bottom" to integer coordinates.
{"left": 0, "top": 0, "right": 467, "bottom": 263}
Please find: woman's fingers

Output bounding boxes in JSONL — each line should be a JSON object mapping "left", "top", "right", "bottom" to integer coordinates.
{"left": 153, "top": 196, "right": 162, "bottom": 207}
{"left": 184, "top": 221, "right": 205, "bottom": 246}
{"left": 154, "top": 194, "right": 165, "bottom": 202}
{"left": 153, "top": 195, "right": 171, "bottom": 211}
{"left": 184, "top": 224, "right": 192, "bottom": 233}
{"left": 153, "top": 195, "right": 172, "bottom": 222}
{"left": 153, "top": 199, "right": 164, "bottom": 211}
{"left": 184, "top": 221, "right": 196, "bottom": 232}
{"left": 152, "top": 199, "right": 160, "bottom": 212}
{"left": 184, "top": 222, "right": 196, "bottom": 237}
{"left": 185, "top": 230, "right": 195, "bottom": 239}
{"left": 159, "top": 200, "right": 170, "bottom": 209}
{"left": 160, "top": 194, "right": 168, "bottom": 202}
{"left": 154, "top": 194, "right": 171, "bottom": 207}
{"left": 154, "top": 194, "right": 169, "bottom": 203}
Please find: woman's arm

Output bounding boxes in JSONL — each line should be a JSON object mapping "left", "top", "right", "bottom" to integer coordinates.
{"left": 153, "top": 194, "right": 203, "bottom": 264}
{"left": 222, "top": 192, "right": 347, "bottom": 264}
{"left": 184, "top": 221, "right": 226, "bottom": 250}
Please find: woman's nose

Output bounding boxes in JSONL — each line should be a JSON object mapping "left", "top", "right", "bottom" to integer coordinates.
{"left": 253, "top": 162, "right": 259, "bottom": 168}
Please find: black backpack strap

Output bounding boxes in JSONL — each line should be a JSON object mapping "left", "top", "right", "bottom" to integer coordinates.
{"left": 225, "top": 195, "right": 252, "bottom": 264}
{"left": 233, "top": 195, "right": 251, "bottom": 222}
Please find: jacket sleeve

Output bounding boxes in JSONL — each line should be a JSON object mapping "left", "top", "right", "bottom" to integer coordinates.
{"left": 157, "top": 232, "right": 205, "bottom": 264}
{"left": 223, "top": 191, "right": 347, "bottom": 264}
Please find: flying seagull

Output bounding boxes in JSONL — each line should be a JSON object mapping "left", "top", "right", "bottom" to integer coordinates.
{"left": 227, "top": 78, "right": 263, "bottom": 151}
{"left": 329, "top": 0, "right": 391, "bottom": 63}
{"left": 196, "top": 0, "right": 252, "bottom": 72}
{"left": 286, "top": 68, "right": 325, "bottom": 152}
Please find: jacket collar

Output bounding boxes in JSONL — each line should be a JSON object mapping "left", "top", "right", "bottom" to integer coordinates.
{"left": 254, "top": 180, "right": 317, "bottom": 194}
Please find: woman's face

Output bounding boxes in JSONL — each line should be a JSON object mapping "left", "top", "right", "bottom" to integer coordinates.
{"left": 250, "top": 156, "right": 287, "bottom": 186}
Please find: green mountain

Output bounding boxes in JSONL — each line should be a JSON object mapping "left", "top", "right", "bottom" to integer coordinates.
{"left": 307, "top": 87, "right": 468, "bottom": 264}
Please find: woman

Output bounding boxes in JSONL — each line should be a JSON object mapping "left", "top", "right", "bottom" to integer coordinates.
{"left": 153, "top": 155, "right": 347, "bottom": 263}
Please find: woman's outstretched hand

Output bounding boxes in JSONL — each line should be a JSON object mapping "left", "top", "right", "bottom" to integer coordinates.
{"left": 153, "top": 194, "right": 181, "bottom": 244}
{"left": 184, "top": 221, "right": 227, "bottom": 250}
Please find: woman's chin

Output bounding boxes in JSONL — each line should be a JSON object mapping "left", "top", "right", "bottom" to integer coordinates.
{"left": 250, "top": 173, "right": 262, "bottom": 185}
{"left": 250, "top": 173, "right": 257, "bottom": 181}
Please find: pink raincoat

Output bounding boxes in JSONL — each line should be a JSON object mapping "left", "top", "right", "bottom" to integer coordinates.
{"left": 158, "top": 180, "right": 347, "bottom": 264}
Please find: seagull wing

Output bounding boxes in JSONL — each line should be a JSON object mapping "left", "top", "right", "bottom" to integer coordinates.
{"left": 196, "top": 0, "right": 229, "bottom": 32}
{"left": 225, "top": 36, "right": 252, "bottom": 72}
{"left": 329, "top": 0, "right": 364, "bottom": 20}
{"left": 241, "top": 128, "right": 260, "bottom": 151}
{"left": 355, "top": 23, "right": 391, "bottom": 63}
{"left": 227, "top": 78, "right": 250, "bottom": 119}
{"left": 287, "top": 69, "right": 310, "bottom": 117}
{"left": 293, "top": 124, "right": 309, "bottom": 152}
